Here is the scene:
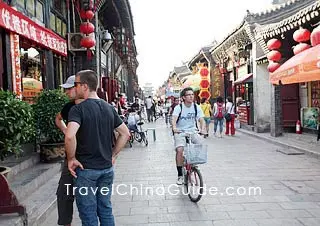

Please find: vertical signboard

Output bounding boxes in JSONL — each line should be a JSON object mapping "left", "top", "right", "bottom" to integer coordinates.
{"left": 10, "top": 33, "right": 22, "bottom": 98}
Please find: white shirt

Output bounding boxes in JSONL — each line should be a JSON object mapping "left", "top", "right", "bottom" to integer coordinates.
{"left": 145, "top": 98, "right": 153, "bottom": 109}
{"left": 226, "top": 102, "right": 235, "bottom": 114}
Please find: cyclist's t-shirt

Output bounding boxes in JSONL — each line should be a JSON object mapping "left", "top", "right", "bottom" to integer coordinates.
{"left": 172, "top": 103, "right": 204, "bottom": 131}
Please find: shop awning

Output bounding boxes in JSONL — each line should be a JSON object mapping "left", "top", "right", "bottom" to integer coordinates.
{"left": 234, "top": 73, "right": 253, "bottom": 85}
{"left": 270, "top": 45, "right": 320, "bottom": 85}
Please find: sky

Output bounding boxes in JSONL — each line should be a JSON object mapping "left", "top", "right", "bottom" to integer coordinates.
{"left": 130, "top": 0, "right": 273, "bottom": 90}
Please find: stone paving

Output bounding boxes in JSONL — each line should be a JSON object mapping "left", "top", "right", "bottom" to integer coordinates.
{"left": 44, "top": 119, "right": 320, "bottom": 226}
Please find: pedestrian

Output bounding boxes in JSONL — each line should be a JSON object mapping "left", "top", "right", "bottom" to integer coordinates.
{"left": 65, "top": 70, "right": 130, "bottom": 226}
{"left": 200, "top": 97, "right": 212, "bottom": 137}
{"left": 212, "top": 96, "right": 224, "bottom": 138}
{"left": 55, "top": 75, "right": 83, "bottom": 226}
{"left": 145, "top": 95, "right": 153, "bottom": 122}
{"left": 225, "top": 96, "right": 236, "bottom": 136}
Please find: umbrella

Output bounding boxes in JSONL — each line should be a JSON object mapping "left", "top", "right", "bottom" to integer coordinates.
{"left": 22, "top": 77, "right": 43, "bottom": 90}
{"left": 270, "top": 44, "right": 320, "bottom": 85}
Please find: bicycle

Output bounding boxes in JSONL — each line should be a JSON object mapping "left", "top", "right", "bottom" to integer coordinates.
{"left": 128, "top": 118, "right": 148, "bottom": 147}
{"left": 177, "top": 131, "right": 207, "bottom": 202}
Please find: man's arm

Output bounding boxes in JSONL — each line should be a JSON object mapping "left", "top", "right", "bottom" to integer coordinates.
{"left": 112, "top": 123, "right": 130, "bottom": 164}
{"left": 65, "top": 122, "right": 82, "bottom": 177}
{"left": 55, "top": 113, "right": 67, "bottom": 134}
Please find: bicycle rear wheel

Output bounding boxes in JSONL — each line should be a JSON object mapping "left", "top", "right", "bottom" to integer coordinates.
{"left": 186, "top": 166, "right": 203, "bottom": 203}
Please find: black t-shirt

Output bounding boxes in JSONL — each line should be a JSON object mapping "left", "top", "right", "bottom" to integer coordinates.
{"left": 61, "top": 101, "right": 76, "bottom": 122}
{"left": 68, "top": 99, "right": 123, "bottom": 169}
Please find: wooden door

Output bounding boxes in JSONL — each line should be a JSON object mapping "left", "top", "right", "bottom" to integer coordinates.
{"left": 281, "top": 84, "right": 300, "bottom": 127}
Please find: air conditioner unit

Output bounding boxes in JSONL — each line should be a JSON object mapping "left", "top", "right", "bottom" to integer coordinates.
{"left": 68, "top": 33, "right": 96, "bottom": 52}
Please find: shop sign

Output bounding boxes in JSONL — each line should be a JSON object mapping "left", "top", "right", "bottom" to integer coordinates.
{"left": 212, "top": 67, "right": 224, "bottom": 98}
{"left": 0, "top": 2, "right": 67, "bottom": 56}
{"left": 237, "top": 65, "right": 248, "bottom": 80}
{"left": 10, "top": 33, "right": 22, "bottom": 98}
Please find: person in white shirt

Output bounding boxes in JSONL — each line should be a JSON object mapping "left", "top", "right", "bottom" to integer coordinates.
{"left": 225, "top": 96, "right": 236, "bottom": 136}
{"left": 145, "top": 96, "right": 153, "bottom": 122}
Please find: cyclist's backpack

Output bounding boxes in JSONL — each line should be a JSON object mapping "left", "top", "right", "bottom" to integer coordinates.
{"left": 215, "top": 103, "right": 224, "bottom": 119}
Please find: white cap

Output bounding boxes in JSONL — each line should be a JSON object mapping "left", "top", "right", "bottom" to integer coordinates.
{"left": 60, "top": 75, "right": 75, "bottom": 89}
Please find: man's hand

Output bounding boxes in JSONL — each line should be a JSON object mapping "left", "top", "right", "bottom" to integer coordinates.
{"left": 172, "top": 127, "right": 180, "bottom": 134}
{"left": 68, "top": 158, "right": 84, "bottom": 178}
{"left": 112, "top": 156, "right": 116, "bottom": 165}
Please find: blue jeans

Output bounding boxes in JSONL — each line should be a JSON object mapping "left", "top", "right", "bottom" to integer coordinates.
{"left": 74, "top": 167, "right": 114, "bottom": 226}
{"left": 214, "top": 118, "right": 224, "bottom": 134}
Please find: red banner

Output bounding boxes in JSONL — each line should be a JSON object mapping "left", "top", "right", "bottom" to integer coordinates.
{"left": 0, "top": 2, "right": 67, "bottom": 56}
{"left": 10, "top": 33, "right": 22, "bottom": 98}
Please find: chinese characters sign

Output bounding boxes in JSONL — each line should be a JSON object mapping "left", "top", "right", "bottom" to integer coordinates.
{"left": 212, "top": 67, "right": 224, "bottom": 98}
{"left": 0, "top": 2, "right": 67, "bottom": 56}
{"left": 10, "top": 33, "right": 22, "bottom": 98}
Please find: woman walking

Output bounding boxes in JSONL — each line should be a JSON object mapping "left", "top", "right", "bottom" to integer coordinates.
{"left": 225, "top": 96, "right": 236, "bottom": 136}
{"left": 200, "top": 98, "right": 211, "bottom": 137}
{"left": 212, "top": 96, "right": 224, "bottom": 138}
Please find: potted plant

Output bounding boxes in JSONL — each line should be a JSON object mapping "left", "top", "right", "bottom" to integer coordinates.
{"left": 0, "top": 90, "right": 35, "bottom": 175}
{"left": 33, "top": 89, "right": 69, "bottom": 162}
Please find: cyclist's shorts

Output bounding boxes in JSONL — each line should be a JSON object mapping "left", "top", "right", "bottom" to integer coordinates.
{"left": 173, "top": 133, "right": 202, "bottom": 150}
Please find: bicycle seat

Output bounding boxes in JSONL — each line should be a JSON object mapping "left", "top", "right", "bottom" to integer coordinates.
{"left": 137, "top": 121, "right": 144, "bottom": 126}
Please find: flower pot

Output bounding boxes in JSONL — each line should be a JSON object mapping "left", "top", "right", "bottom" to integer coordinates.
{"left": 40, "top": 143, "right": 65, "bottom": 163}
{"left": 0, "top": 166, "right": 11, "bottom": 178}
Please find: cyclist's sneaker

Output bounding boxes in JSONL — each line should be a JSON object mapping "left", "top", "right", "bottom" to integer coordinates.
{"left": 176, "top": 176, "right": 184, "bottom": 185}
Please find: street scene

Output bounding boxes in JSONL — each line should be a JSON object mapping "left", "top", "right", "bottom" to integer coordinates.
{"left": 1, "top": 0, "right": 320, "bottom": 226}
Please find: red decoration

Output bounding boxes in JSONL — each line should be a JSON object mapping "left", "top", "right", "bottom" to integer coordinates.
{"left": 81, "top": 36, "right": 96, "bottom": 48}
{"left": 311, "top": 25, "right": 320, "bottom": 47}
{"left": 80, "top": 9, "right": 87, "bottom": 19}
{"left": 267, "top": 50, "right": 282, "bottom": 62}
{"left": 200, "top": 68, "right": 209, "bottom": 77}
{"left": 85, "top": 10, "right": 95, "bottom": 20}
{"left": 240, "top": 87, "right": 245, "bottom": 94}
{"left": 80, "top": 22, "right": 95, "bottom": 34}
{"left": 267, "top": 39, "right": 281, "bottom": 50}
{"left": 268, "top": 61, "right": 280, "bottom": 73}
{"left": 293, "top": 43, "right": 311, "bottom": 55}
{"left": 200, "top": 80, "right": 210, "bottom": 89}
{"left": 199, "top": 90, "right": 211, "bottom": 99}
{"left": 293, "top": 28, "right": 311, "bottom": 43}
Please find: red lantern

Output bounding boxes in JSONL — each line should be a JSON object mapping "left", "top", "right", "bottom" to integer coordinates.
{"left": 199, "top": 80, "right": 210, "bottom": 89}
{"left": 85, "top": 10, "right": 95, "bottom": 20}
{"left": 293, "top": 28, "right": 311, "bottom": 43}
{"left": 80, "top": 22, "right": 95, "bottom": 34}
{"left": 80, "top": 9, "right": 87, "bottom": 19}
{"left": 200, "top": 68, "right": 209, "bottom": 77}
{"left": 268, "top": 61, "right": 280, "bottom": 73}
{"left": 267, "top": 39, "right": 281, "bottom": 50}
{"left": 81, "top": 36, "right": 96, "bottom": 48}
{"left": 311, "top": 25, "right": 320, "bottom": 47}
{"left": 267, "top": 50, "right": 282, "bottom": 62}
{"left": 199, "top": 90, "right": 211, "bottom": 99}
{"left": 240, "top": 86, "right": 245, "bottom": 94}
{"left": 293, "top": 43, "right": 311, "bottom": 55}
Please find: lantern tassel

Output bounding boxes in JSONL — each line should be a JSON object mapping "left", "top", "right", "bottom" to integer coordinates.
{"left": 87, "top": 49, "right": 93, "bottom": 60}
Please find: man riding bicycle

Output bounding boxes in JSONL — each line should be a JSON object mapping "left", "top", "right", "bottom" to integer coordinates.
{"left": 171, "top": 87, "right": 206, "bottom": 185}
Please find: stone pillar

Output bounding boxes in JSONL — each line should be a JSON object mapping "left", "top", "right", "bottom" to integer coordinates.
{"left": 270, "top": 84, "right": 282, "bottom": 137}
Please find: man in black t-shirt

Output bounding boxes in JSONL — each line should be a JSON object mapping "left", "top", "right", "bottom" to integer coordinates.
{"left": 55, "top": 75, "right": 79, "bottom": 226}
{"left": 65, "top": 70, "right": 130, "bottom": 226}
{"left": 131, "top": 98, "right": 140, "bottom": 112}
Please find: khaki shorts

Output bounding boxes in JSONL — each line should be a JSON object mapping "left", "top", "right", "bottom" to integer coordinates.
{"left": 174, "top": 133, "right": 203, "bottom": 150}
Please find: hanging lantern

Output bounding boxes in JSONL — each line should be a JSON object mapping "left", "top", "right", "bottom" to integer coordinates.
{"left": 80, "top": 22, "right": 95, "bottom": 34}
{"left": 80, "top": 9, "right": 87, "bottom": 20}
{"left": 267, "top": 38, "right": 281, "bottom": 50}
{"left": 268, "top": 61, "right": 280, "bottom": 73}
{"left": 240, "top": 86, "right": 245, "bottom": 94}
{"left": 85, "top": 10, "right": 95, "bottom": 20}
{"left": 311, "top": 25, "right": 320, "bottom": 46}
{"left": 200, "top": 68, "right": 209, "bottom": 77}
{"left": 293, "top": 28, "right": 311, "bottom": 43}
{"left": 293, "top": 43, "right": 311, "bottom": 55}
{"left": 267, "top": 50, "right": 282, "bottom": 62}
{"left": 199, "top": 80, "right": 210, "bottom": 89}
{"left": 199, "top": 90, "right": 211, "bottom": 99}
{"left": 81, "top": 36, "right": 96, "bottom": 48}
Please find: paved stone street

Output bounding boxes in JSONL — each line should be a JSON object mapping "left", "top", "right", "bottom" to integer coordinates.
{"left": 44, "top": 119, "right": 320, "bottom": 226}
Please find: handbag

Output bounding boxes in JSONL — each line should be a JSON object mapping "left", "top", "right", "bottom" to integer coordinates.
{"left": 224, "top": 104, "right": 233, "bottom": 122}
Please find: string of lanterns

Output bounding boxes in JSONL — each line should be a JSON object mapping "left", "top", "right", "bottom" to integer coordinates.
{"left": 198, "top": 67, "right": 211, "bottom": 100}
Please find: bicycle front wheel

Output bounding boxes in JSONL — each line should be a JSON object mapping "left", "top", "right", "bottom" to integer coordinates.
{"left": 186, "top": 166, "right": 203, "bottom": 203}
